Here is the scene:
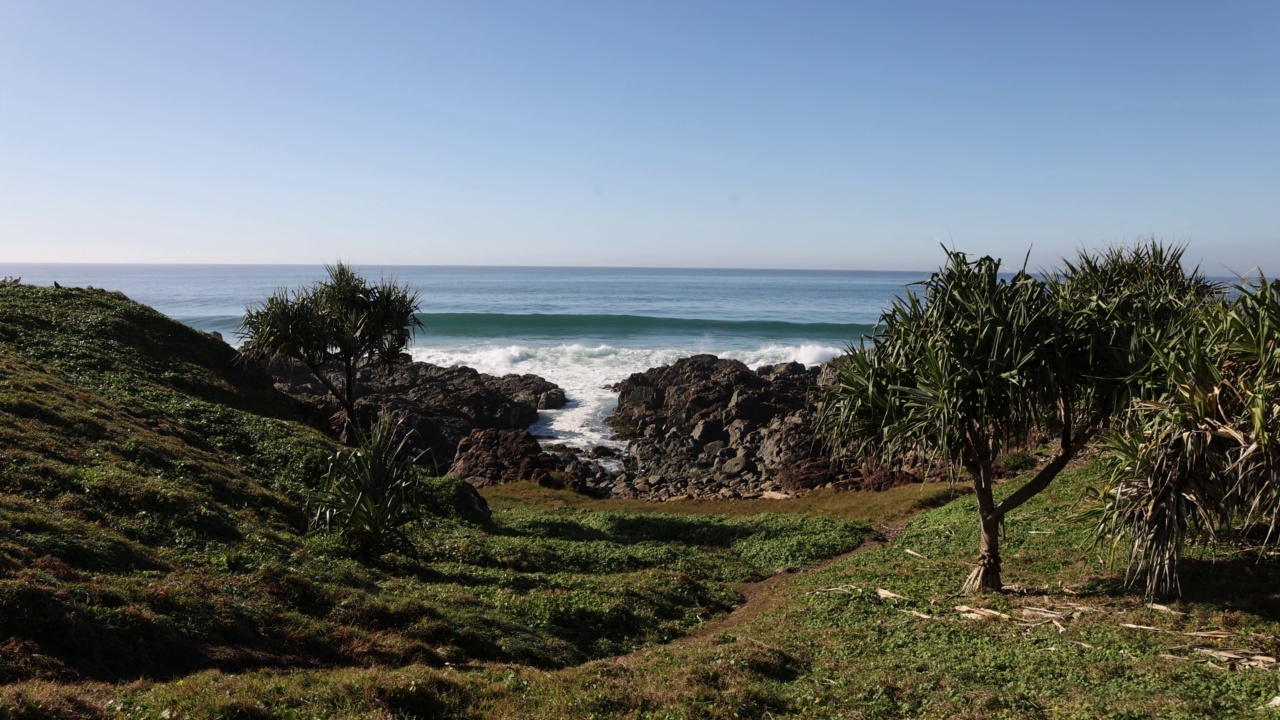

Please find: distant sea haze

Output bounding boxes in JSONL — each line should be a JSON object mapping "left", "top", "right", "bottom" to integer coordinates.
{"left": 5, "top": 264, "right": 921, "bottom": 446}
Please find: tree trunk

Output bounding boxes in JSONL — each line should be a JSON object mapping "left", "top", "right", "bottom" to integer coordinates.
{"left": 963, "top": 471, "right": 1002, "bottom": 594}
{"left": 304, "top": 359, "right": 355, "bottom": 422}
{"left": 344, "top": 357, "right": 356, "bottom": 423}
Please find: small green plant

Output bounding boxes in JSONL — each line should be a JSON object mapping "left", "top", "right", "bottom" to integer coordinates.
{"left": 310, "top": 418, "right": 426, "bottom": 558}
{"left": 997, "top": 450, "right": 1037, "bottom": 473}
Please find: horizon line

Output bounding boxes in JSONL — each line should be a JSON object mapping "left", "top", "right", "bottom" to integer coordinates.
{"left": 2, "top": 261, "right": 939, "bottom": 274}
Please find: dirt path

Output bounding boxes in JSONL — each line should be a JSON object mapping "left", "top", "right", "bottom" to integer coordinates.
{"left": 600, "top": 534, "right": 887, "bottom": 665}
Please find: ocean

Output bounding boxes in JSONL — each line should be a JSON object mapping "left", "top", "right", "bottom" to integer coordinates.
{"left": 3, "top": 264, "right": 923, "bottom": 446}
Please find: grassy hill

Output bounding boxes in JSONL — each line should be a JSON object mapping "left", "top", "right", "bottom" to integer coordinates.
{"left": 5, "top": 282, "right": 1280, "bottom": 719}
{"left": 0, "top": 284, "right": 871, "bottom": 699}
{"left": 12, "top": 463, "right": 1273, "bottom": 720}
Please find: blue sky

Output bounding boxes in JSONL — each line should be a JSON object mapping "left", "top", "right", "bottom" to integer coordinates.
{"left": 1, "top": 1, "right": 1276, "bottom": 272}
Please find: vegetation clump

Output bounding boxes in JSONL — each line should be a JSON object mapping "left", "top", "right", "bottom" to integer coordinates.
{"left": 996, "top": 450, "right": 1037, "bottom": 473}
{"left": 819, "top": 241, "right": 1218, "bottom": 592}
{"left": 311, "top": 418, "right": 430, "bottom": 558}
{"left": 1098, "top": 274, "right": 1280, "bottom": 597}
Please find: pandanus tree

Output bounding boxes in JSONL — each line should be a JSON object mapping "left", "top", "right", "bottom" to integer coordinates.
{"left": 819, "top": 242, "right": 1215, "bottom": 592}
{"left": 239, "top": 262, "right": 424, "bottom": 423}
{"left": 1097, "top": 275, "right": 1280, "bottom": 598}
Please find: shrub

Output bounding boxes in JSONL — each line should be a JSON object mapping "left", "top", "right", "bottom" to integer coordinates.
{"left": 1098, "top": 275, "right": 1280, "bottom": 598}
{"left": 997, "top": 451, "right": 1037, "bottom": 473}
{"left": 310, "top": 418, "right": 426, "bottom": 558}
{"left": 819, "top": 241, "right": 1217, "bottom": 593}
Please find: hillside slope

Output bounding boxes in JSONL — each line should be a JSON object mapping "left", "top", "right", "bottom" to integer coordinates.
{"left": 0, "top": 283, "right": 870, "bottom": 695}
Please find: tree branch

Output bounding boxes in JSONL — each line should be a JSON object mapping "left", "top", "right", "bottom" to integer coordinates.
{"left": 993, "top": 426, "right": 1097, "bottom": 517}
{"left": 305, "top": 360, "right": 353, "bottom": 417}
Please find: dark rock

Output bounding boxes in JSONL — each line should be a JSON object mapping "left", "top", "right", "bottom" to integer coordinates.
{"left": 605, "top": 355, "right": 768, "bottom": 439}
{"left": 461, "top": 482, "right": 493, "bottom": 520}
{"left": 603, "top": 354, "right": 824, "bottom": 500}
{"left": 691, "top": 419, "right": 727, "bottom": 443}
{"left": 262, "top": 358, "right": 566, "bottom": 471}
{"left": 777, "top": 459, "right": 842, "bottom": 493}
{"left": 449, "top": 428, "right": 555, "bottom": 488}
{"left": 595, "top": 352, "right": 912, "bottom": 501}
{"left": 490, "top": 373, "right": 568, "bottom": 410}
{"left": 857, "top": 469, "right": 922, "bottom": 492}
{"left": 719, "top": 456, "right": 752, "bottom": 477}
{"left": 587, "top": 445, "right": 618, "bottom": 459}
{"left": 817, "top": 357, "right": 846, "bottom": 387}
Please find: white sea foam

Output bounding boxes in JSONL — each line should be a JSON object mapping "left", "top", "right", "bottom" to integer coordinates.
{"left": 736, "top": 343, "right": 845, "bottom": 367}
{"left": 408, "top": 342, "right": 844, "bottom": 448}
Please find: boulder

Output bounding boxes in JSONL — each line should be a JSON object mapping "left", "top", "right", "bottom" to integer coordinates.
{"left": 490, "top": 373, "right": 568, "bottom": 410}
{"left": 598, "top": 353, "right": 921, "bottom": 501}
{"left": 604, "top": 354, "right": 847, "bottom": 500}
{"left": 777, "top": 459, "right": 842, "bottom": 493}
{"left": 857, "top": 469, "right": 922, "bottom": 492}
{"left": 449, "top": 428, "right": 555, "bottom": 488}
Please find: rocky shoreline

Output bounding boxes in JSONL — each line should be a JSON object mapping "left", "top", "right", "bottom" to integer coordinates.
{"left": 265, "top": 353, "right": 924, "bottom": 501}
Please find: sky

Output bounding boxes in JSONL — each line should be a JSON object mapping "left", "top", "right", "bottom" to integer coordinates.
{"left": 0, "top": 1, "right": 1277, "bottom": 273}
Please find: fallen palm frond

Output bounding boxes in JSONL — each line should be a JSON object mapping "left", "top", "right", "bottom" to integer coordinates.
{"left": 1182, "top": 646, "right": 1278, "bottom": 670}
{"left": 954, "top": 605, "right": 1013, "bottom": 621}
{"left": 806, "top": 584, "right": 863, "bottom": 596}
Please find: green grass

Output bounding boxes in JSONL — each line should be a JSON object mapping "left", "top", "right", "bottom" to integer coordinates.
{"left": 482, "top": 478, "right": 963, "bottom": 531}
{"left": 468, "top": 459, "right": 1280, "bottom": 719}
{"left": 14, "top": 461, "right": 1280, "bottom": 719}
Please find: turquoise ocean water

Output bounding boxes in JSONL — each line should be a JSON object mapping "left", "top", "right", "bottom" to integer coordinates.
{"left": 4, "top": 265, "right": 923, "bottom": 446}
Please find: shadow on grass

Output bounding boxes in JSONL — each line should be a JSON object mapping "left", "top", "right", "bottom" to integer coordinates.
{"left": 599, "top": 515, "right": 756, "bottom": 546}
{"left": 1084, "top": 544, "right": 1280, "bottom": 620}
{"left": 1174, "top": 554, "right": 1280, "bottom": 620}
{"left": 495, "top": 513, "right": 759, "bottom": 549}
{"left": 493, "top": 518, "right": 617, "bottom": 542}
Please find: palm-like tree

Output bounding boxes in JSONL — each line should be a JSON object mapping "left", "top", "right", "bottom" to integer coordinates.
{"left": 311, "top": 417, "right": 426, "bottom": 558}
{"left": 819, "top": 242, "right": 1216, "bottom": 592}
{"left": 239, "top": 262, "right": 425, "bottom": 422}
